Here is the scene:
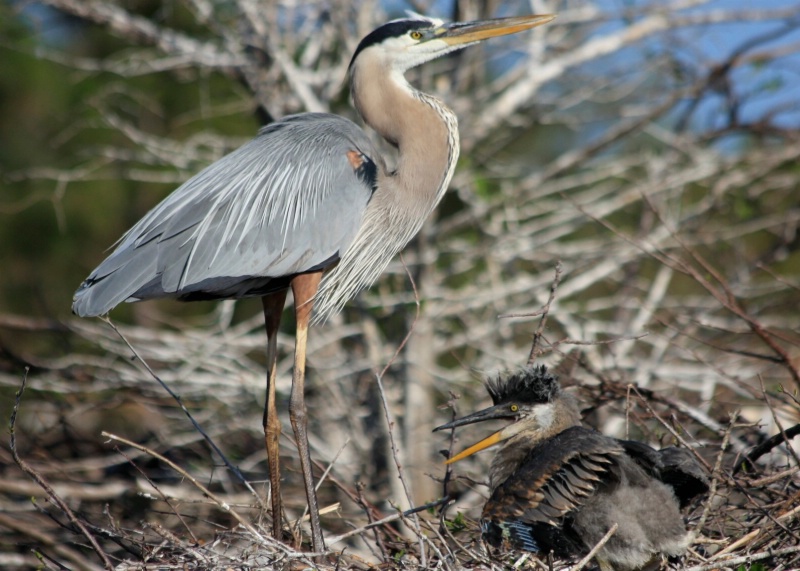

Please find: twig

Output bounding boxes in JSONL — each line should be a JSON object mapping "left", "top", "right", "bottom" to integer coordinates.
{"left": 314, "top": 437, "right": 349, "bottom": 493}
{"left": 100, "top": 432, "right": 299, "bottom": 555}
{"left": 0, "top": 513, "right": 105, "bottom": 571}
{"left": 625, "top": 384, "right": 632, "bottom": 439}
{"left": 370, "top": 252, "right": 426, "bottom": 565}
{"left": 9, "top": 370, "right": 114, "bottom": 571}
{"left": 102, "top": 317, "right": 269, "bottom": 512}
{"left": 417, "top": 518, "right": 456, "bottom": 571}
{"left": 549, "top": 334, "right": 647, "bottom": 350}
{"left": 694, "top": 413, "right": 736, "bottom": 542}
{"left": 326, "top": 497, "right": 450, "bottom": 544}
{"left": 736, "top": 423, "right": 800, "bottom": 474}
{"left": 710, "top": 496, "right": 800, "bottom": 559}
{"left": 569, "top": 523, "right": 618, "bottom": 571}
{"left": 379, "top": 253, "right": 423, "bottom": 378}
{"left": 438, "top": 391, "right": 461, "bottom": 511}
{"left": 375, "top": 372, "right": 426, "bottom": 559}
{"left": 684, "top": 545, "right": 800, "bottom": 571}
{"left": 354, "top": 481, "right": 388, "bottom": 559}
{"left": 527, "top": 261, "right": 562, "bottom": 364}
{"left": 630, "top": 385, "right": 713, "bottom": 473}
{"left": 295, "top": 437, "right": 349, "bottom": 537}
{"left": 760, "top": 375, "right": 800, "bottom": 470}
{"left": 114, "top": 444, "right": 199, "bottom": 544}
{"left": 747, "top": 466, "right": 799, "bottom": 487}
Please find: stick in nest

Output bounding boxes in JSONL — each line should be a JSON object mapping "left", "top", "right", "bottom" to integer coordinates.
{"left": 9, "top": 369, "right": 114, "bottom": 571}
{"left": 102, "top": 316, "right": 269, "bottom": 513}
{"left": 569, "top": 523, "right": 618, "bottom": 571}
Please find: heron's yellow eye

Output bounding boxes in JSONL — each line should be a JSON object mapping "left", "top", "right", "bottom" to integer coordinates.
{"left": 410, "top": 31, "right": 423, "bottom": 40}
{"left": 510, "top": 404, "right": 519, "bottom": 412}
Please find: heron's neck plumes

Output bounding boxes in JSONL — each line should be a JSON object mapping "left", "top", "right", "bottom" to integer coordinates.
{"left": 311, "top": 53, "right": 459, "bottom": 323}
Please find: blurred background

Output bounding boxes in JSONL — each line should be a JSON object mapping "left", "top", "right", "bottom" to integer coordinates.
{"left": 1, "top": 0, "right": 799, "bottom": 568}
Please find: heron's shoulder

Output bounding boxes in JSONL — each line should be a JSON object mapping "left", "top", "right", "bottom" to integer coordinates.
{"left": 258, "top": 113, "right": 364, "bottom": 137}
{"left": 253, "top": 113, "right": 378, "bottom": 158}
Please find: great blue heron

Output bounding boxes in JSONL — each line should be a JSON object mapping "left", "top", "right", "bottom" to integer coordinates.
{"left": 73, "top": 13, "right": 555, "bottom": 551}
{"left": 434, "top": 366, "right": 708, "bottom": 570}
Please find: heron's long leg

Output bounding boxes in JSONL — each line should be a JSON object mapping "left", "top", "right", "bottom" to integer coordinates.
{"left": 289, "top": 272, "right": 325, "bottom": 552}
{"left": 262, "top": 291, "right": 287, "bottom": 541}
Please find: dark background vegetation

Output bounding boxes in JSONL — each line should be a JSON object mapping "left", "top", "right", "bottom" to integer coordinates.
{"left": 1, "top": 0, "right": 799, "bottom": 569}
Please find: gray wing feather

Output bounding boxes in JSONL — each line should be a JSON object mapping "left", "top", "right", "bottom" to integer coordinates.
{"left": 73, "top": 113, "right": 379, "bottom": 317}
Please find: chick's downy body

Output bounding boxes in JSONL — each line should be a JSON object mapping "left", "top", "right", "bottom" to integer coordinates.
{"left": 436, "top": 366, "right": 708, "bottom": 571}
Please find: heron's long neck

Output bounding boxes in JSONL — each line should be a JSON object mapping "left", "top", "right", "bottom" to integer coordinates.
{"left": 350, "top": 61, "right": 459, "bottom": 214}
{"left": 311, "top": 61, "right": 459, "bottom": 323}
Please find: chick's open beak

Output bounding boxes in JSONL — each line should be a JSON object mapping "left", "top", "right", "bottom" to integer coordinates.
{"left": 433, "top": 403, "right": 519, "bottom": 464}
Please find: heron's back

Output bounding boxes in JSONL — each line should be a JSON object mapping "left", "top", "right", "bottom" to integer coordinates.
{"left": 73, "top": 113, "right": 381, "bottom": 317}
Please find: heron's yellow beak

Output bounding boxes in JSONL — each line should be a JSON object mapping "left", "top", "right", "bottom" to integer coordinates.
{"left": 433, "top": 402, "right": 521, "bottom": 464}
{"left": 444, "top": 429, "right": 508, "bottom": 464}
{"left": 439, "top": 14, "right": 556, "bottom": 46}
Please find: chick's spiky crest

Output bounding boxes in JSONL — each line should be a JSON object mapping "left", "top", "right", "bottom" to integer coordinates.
{"left": 486, "top": 364, "right": 561, "bottom": 406}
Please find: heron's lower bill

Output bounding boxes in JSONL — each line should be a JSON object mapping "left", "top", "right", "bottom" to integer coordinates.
{"left": 446, "top": 430, "right": 505, "bottom": 464}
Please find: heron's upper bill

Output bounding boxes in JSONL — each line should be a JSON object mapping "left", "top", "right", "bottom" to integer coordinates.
{"left": 438, "top": 14, "right": 556, "bottom": 46}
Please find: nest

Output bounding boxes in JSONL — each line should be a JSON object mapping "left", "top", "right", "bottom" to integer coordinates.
{"left": 2, "top": 325, "right": 798, "bottom": 571}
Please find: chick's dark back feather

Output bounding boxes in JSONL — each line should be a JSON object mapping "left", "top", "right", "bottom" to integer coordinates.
{"left": 618, "top": 440, "right": 708, "bottom": 508}
{"left": 657, "top": 447, "right": 709, "bottom": 508}
{"left": 481, "top": 426, "right": 624, "bottom": 557}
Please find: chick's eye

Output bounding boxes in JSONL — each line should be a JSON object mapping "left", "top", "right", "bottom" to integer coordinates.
{"left": 410, "top": 31, "right": 422, "bottom": 40}
{"left": 510, "top": 404, "right": 519, "bottom": 412}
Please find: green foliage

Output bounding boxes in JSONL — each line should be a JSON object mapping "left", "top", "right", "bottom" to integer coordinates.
{"left": 443, "top": 511, "right": 468, "bottom": 532}
{"left": 0, "top": 5, "right": 256, "bottom": 318}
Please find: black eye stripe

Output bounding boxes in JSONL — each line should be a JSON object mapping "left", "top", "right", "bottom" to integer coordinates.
{"left": 349, "top": 20, "right": 433, "bottom": 69}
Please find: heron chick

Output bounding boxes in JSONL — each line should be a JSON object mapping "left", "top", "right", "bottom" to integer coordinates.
{"left": 434, "top": 366, "right": 708, "bottom": 570}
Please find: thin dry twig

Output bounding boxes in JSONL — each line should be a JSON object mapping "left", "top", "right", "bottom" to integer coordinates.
{"left": 9, "top": 370, "right": 114, "bottom": 571}
{"left": 100, "top": 432, "right": 300, "bottom": 556}
{"left": 102, "top": 316, "right": 269, "bottom": 512}
{"left": 327, "top": 497, "right": 450, "bottom": 545}
{"left": 684, "top": 545, "right": 800, "bottom": 571}
{"left": 568, "top": 523, "right": 618, "bottom": 571}
{"left": 694, "top": 413, "right": 736, "bottom": 542}
{"left": 629, "top": 385, "right": 713, "bottom": 473}
{"left": 497, "top": 261, "right": 562, "bottom": 364}
{"left": 528, "top": 262, "right": 563, "bottom": 364}
{"left": 372, "top": 252, "right": 426, "bottom": 565}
